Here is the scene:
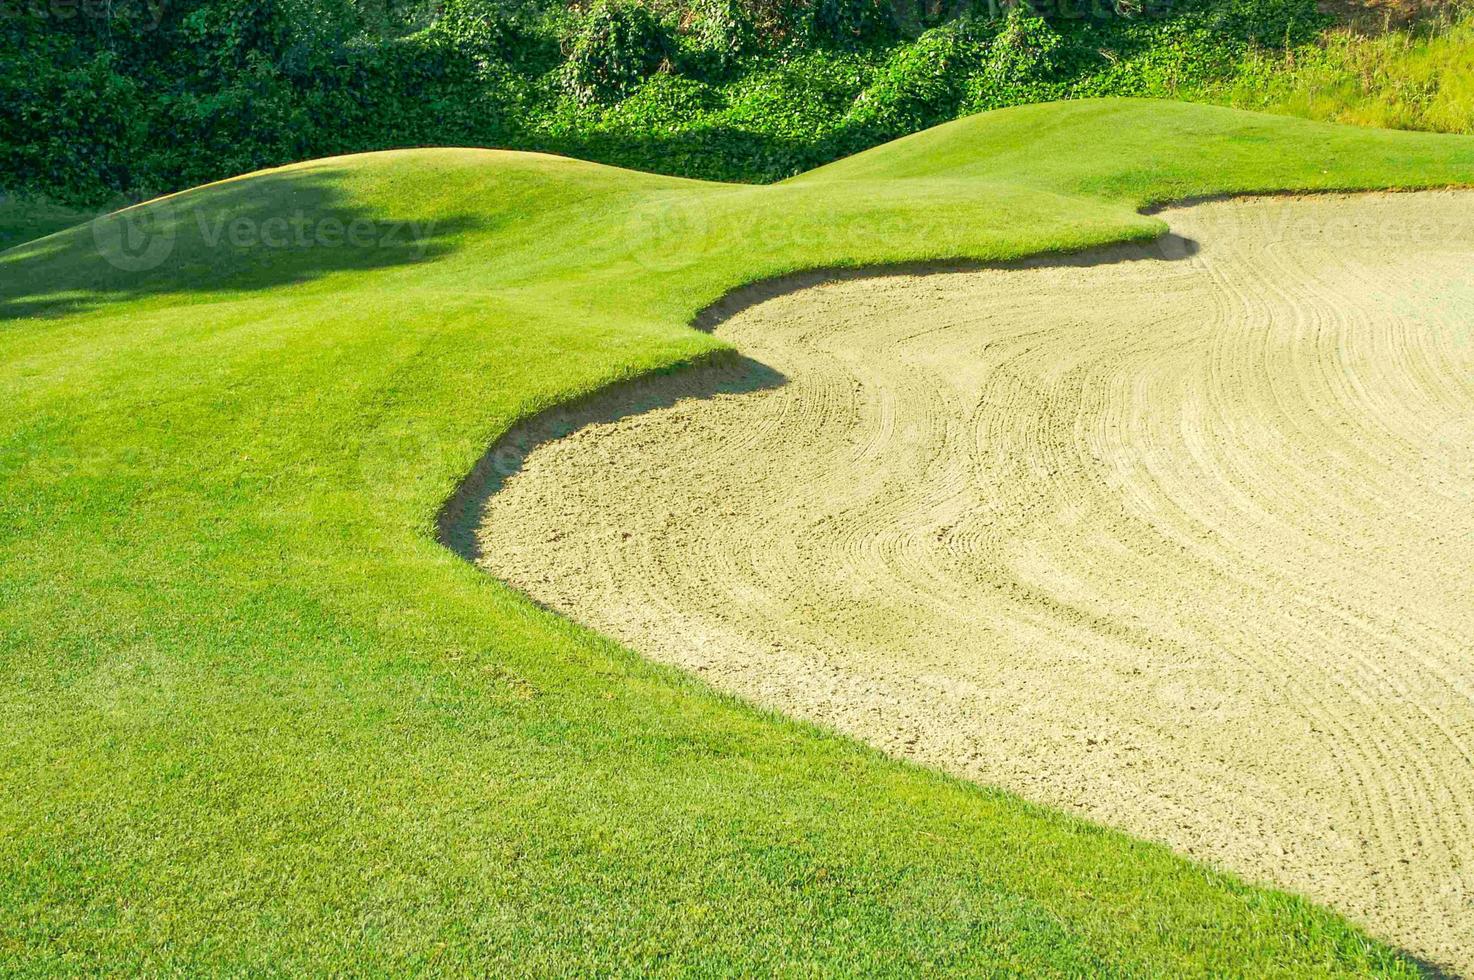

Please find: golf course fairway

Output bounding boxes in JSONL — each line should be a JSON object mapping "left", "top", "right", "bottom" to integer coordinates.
{"left": 3, "top": 99, "right": 1473, "bottom": 974}
{"left": 477, "top": 191, "right": 1474, "bottom": 971}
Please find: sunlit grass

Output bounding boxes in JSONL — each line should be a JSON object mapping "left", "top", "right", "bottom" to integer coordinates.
{"left": 1214, "top": 5, "right": 1474, "bottom": 134}
{"left": 3, "top": 101, "right": 1472, "bottom": 975}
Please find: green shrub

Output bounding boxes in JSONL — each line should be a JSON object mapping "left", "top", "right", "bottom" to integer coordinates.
{"left": 0, "top": 38, "right": 148, "bottom": 204}
{"left": 985, "top": 3, "right": 1060, "bottom": 86}
{"left": 564, "top": 1, "right": 674, "bottom": 104}
{"left": 847, "top": 20, "right": 990, "bottom": 135}
{"left": 5, "top": 0, "right": 1456, "bottom": 205}
{"left": 723, "top": 50, "right": 877, "bottom": 141}
{"left": 1067, "top": 22, "right": 1243, "bottom": 99}
{"left": 437, "top": 0, "right": 526, "bottom": 62}
{"left": 808, "top": 0, "right": 899, "bottom": 47}
{"left": 1208, "top": 0, "right": 1328, "bottom": 47}
{"left": 961, "top": 4, "right": 1061, "bottom": 110}
{"left": 681, "top": 0, "right": 759, "bottom": 70}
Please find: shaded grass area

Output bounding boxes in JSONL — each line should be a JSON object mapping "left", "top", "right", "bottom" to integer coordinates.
{"left": 0, "top": 195, "right": 95, "bottom": 251}
{"left": 3, "top": 100, "right": 1473, "bottom": 975}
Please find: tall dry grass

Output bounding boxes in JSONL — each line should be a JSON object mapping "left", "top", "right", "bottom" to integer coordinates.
{"left": 1215, "top": 5, "right": 1474, "bottom": 134}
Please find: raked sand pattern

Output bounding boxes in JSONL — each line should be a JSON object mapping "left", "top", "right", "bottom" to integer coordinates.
{"left": 475, "top": 193, "right": 1474, "bottom": 971}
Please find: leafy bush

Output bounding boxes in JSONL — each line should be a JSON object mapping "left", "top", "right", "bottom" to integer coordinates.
{"left": 0, "top": 38, "right": 148, "bottom": 204}
{"left": 680, "top": 0, "right": 758, "bottom": 70}
{"left": 1208, "top": 0, "right": 1328, "bottom": 47}
{"left": 9, "top": 0, "right": 1447, "bottom": 206}
{"left": 984, "top": 4, "right": 1061, "bottom": 86}
{"left": 956, "top": 4, "right": 1062, "bottom": 110}
{"left": 434, "top": 0, "right": 561, "bottom": 72}
{"left": 808, "top": 0, "right": 900, "bottom": 46}
{"left": 722, "top": 50, "right": 876, "bottom": 140}
{"left": 847, "top": 20, "right": 991, "bottom": 135}
{"left": 563, "top": 1, "right": 674, "bottom": 103}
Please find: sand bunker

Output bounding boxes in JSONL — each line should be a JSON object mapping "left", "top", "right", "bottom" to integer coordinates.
{"left": 473, "top": 193, "right": 1474, "bottom": 971}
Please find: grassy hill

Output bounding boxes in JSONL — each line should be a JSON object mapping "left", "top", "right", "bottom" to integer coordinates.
{"left": 0, "top": 197, "right": 95, "bottom": 252}
{"left": 3, "top": 99, "right": 1472, "bottom": 974}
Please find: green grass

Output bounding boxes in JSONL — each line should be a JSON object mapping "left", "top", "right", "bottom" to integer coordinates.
{"left": 1217, "top": 6, "right": 1474, "bottom": 134}
{"left": 0, "top": 195, "right": 95, "bottom": 251}
{"left": 3, "top": 98, "right": 1472, "bottom": 975}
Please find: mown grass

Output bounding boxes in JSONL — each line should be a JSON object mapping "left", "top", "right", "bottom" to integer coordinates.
{"left": 1217, "top": 5, "right": 1474, "bottom": 134}
{"left": 3, "top": 99, "right": 1473, "bottom": 975}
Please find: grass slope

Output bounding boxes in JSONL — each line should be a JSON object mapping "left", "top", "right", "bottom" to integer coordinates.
{"left": 2, "top": 98, "right": 1472, "bottom": 975}
{"left": 0, "top": 196, "right": 94, "bottom": 252}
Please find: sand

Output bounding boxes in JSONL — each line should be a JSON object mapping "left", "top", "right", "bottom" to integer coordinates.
{"left": 471, "top": 192, "right": 1474, "bottom": 971}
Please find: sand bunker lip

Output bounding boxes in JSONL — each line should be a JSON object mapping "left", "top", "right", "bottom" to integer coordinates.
{"left": 449, "top": 191, "right": 1474, "bottom": 974}
{"left": 437, "top": 234, "right": 1203, "bottom": 559}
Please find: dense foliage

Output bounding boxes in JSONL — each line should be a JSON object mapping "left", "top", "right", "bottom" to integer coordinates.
{"left": 563, "top": 1, "right": 673, "bottom": 103}
{"left": 1215, "top": 7, "right": 1474, "bottom": 134}
{"left": 1, "top": 0, "right": 1338, "bottom": 205}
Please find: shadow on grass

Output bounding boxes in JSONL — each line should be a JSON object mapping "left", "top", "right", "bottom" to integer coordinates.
{"left": 0, "top": 169, "right": 489, "bottom": 321}
{"left": 438, "top": 350, "right": 788, "bottom": 564}
{"left": 0, "top": 194, "right": 96, "bottom": 252}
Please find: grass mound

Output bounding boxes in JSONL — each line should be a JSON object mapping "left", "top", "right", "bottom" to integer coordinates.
{"left": 3, "top": 99, "right": 1472, "bottom": 974}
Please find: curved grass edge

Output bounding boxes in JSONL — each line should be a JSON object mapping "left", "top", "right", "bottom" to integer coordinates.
{"left": 4, "top": 100, "right": 1474, "bottom": 975}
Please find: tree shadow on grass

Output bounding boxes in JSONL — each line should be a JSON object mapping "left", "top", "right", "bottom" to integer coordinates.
{"left": 438, "top": 350, "right": 788, "bottom": 564}
{"left": 0, "top": 169, "right": 489, "bottom": 322}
